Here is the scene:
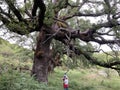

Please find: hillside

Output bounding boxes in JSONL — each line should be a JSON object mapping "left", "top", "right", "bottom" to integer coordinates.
{"left": 0, "top": 38, "right": 33, "bottom": 61}
{"left": 0, "top": 38, "right": 120, "bottom": 90}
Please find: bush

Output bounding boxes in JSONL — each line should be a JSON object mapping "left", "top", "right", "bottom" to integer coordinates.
{"left": 69, "top": 80, "right": 80, "bottom": 90}
{"left": 0, "top": 69, "right": 51, "bottom": 90}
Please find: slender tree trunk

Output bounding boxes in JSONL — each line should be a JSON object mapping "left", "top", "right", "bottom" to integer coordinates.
{"left": 31, "top": 29, "right": 52, "bottom": 83}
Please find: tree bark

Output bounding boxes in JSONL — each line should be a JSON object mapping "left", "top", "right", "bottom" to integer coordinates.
{"left": 31, "top": 29, "right": 52, "bottom": 83}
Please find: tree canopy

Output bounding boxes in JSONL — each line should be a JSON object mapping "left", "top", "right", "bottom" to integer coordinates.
{"left": 0, "top": 0, "right": 120, "bottom": 78}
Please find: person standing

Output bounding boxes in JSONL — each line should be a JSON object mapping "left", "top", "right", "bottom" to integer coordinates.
{"left": 63, "top": 74, "right": 69, "bottom": 90}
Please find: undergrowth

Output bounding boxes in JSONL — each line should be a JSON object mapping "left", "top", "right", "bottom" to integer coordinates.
{"left": 0, "top": 60, "right": 120, "bottom": 90}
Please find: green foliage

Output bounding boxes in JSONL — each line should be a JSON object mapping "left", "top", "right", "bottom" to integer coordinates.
{"left": 14, "top": 47, "right": 33, "bottom": 62}
{"left": 7, "top": 19, "right": 37, "bottom": 34}
{"left": 7, "top": 21, "right": 29, "bottom": 34}
{"left": 94, "top": 53, "right": 111, "bottom": 62}
{"left": 51, "top": 39, "right": 95, "bottom": 69}
{"left": 112, "top": 26, "right": 120, "bottom": 38}
{"left": 70, "top": 40, "right": 94, "bottom": 68}
{"left": 49, "top": 68, "right": 120, "bottom": 90}
{"left": 0, "top": 36, "right": 120, "bottom": 90}
{"left": 103, "top": 3, "right": 117, "bottom": 14}
{"left": 0, "top": 38, "right": 33, "bottom": 62}
{"left": 76, "top": 19, "right": 92, "bottom": 31}
{"left": 0, "top": 70, "right": 48, "bottom": 90}
{"left": 51, "top": 39, "right": 65, "bottom": 55}
{"left": 54, "top": 0, "right": 66, "bottom": 9}
{"left": 94, "top": 51, "right": 120, "bottom": 63}
{"left": 0, "top": 56, "right": 120, "bottom": 90}
{"left": 44, "top": 3, "right": 54, "bottom": 26}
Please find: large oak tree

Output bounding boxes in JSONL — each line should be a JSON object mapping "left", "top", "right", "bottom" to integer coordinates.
{"left": 0, "top": 0, "right": 120, "bottom": 83}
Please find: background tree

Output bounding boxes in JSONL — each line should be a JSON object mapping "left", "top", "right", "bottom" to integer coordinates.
{"left": 0, "top": 0, "right": 120, "bottom": 83}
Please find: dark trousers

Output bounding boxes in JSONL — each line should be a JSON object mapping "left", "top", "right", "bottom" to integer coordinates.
{"left": 64, "top": 88, "right": 68, "bottom": 90}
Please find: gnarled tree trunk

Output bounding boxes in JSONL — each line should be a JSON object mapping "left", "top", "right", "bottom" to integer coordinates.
{"left": 31, "top": 28, "right": 52, "bottom": 83}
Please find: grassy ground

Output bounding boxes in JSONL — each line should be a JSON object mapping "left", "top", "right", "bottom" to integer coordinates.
{"left": 48, "top": 68, "right": 120, "bottom": 90}
{"left": 0, "top": 60, "right": 120, "bottom": 90}
{"left": 0, "top": 38, "right": 120, "bottom": 90}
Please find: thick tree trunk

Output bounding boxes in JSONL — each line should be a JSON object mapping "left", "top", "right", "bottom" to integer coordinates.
{"left": 31, "top": 29, "right": 52, "bottom": 83}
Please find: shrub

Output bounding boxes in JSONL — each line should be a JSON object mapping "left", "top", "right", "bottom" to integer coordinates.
{"left": 0, "top": 69, "right": 50, "bottom": 90}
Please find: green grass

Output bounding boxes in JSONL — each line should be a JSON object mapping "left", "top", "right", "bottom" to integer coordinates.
{"left": 0, "top": 59, "right": 120, "bottom": 90}
{"left": 0, "top": 56, "right": 120, "bottom": 90}
{"left": 0, "top": 38, "right": 120, "bottom": 90}
{"left": 48, "top": 68, "right": 120, "bottom": 90}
